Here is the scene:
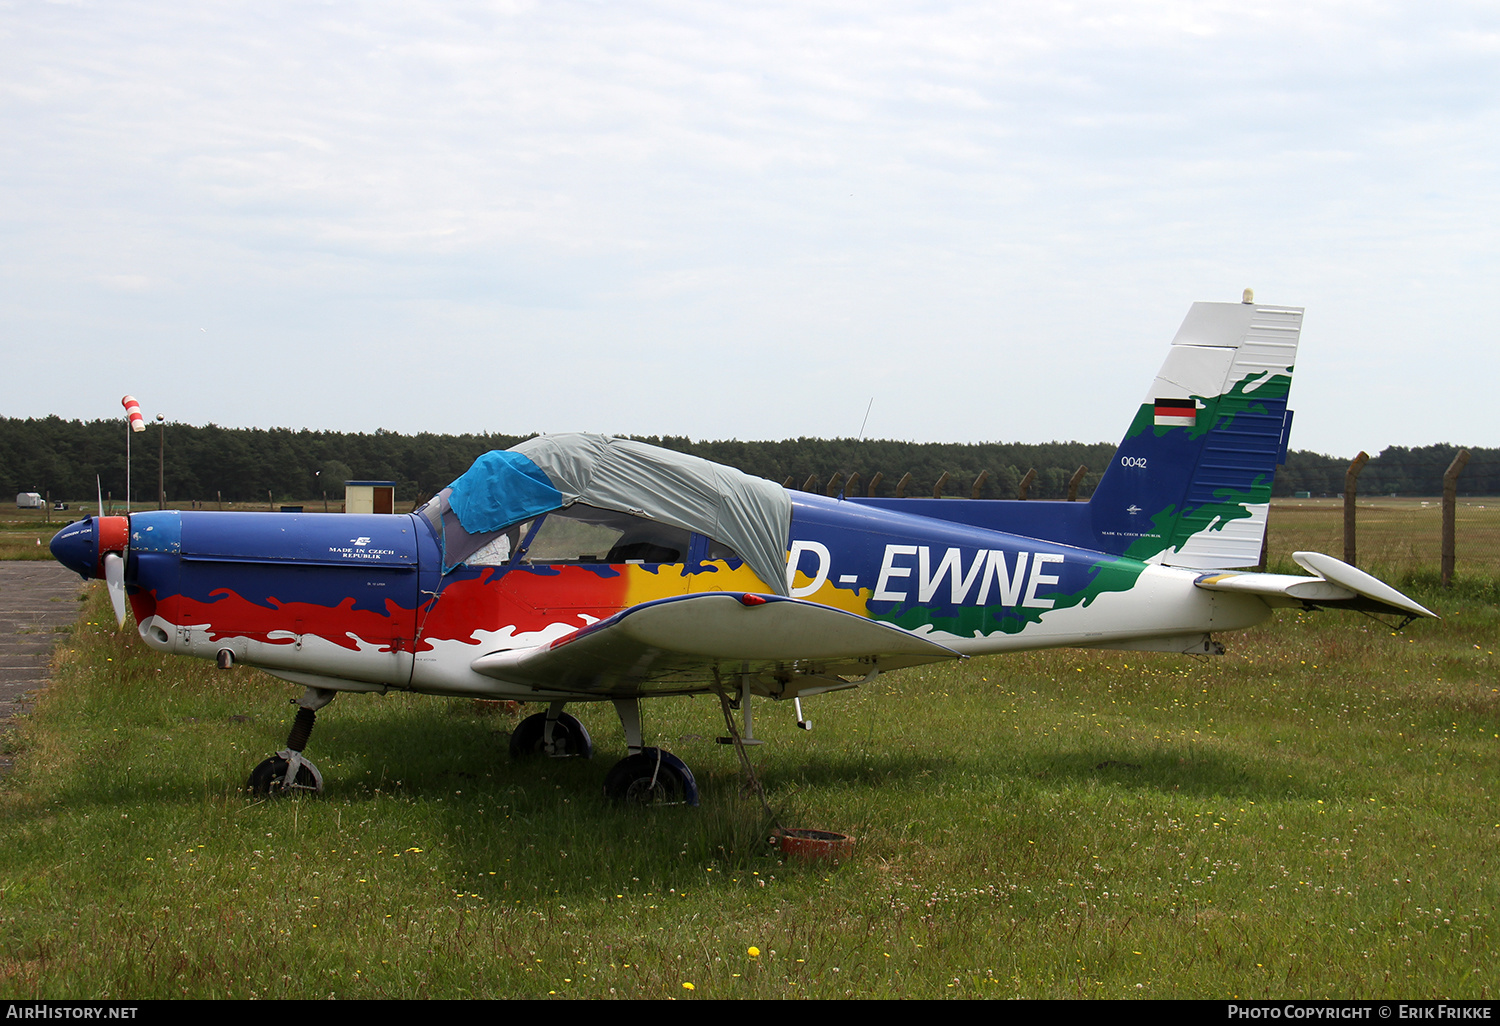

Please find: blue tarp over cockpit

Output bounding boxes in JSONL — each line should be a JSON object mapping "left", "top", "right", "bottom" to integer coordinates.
{"left": 446, "top": 450, "right": 564, "bottom": 535}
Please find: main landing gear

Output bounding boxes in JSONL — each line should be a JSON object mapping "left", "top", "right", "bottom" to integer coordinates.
{"left": 247, "top": 686, "right": 334, "bottom": 796}
{"left": 601, "top": 697, "right": 698, "bottom": 806}
{"left": 602, "top": 747, "right": 696, "bottom": 805}
{"left": 506, "top": 697, "right": 699, "bottom": 806}
{"left": 508, "top": 702, "right": 593, "bottom": 759}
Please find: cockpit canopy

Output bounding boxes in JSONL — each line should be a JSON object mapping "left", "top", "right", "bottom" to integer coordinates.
{"left": 419, "top": 433, "right": 793, "bottom": 594}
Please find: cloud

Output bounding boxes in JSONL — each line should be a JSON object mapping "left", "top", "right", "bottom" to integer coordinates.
{"left": 3, "top": 1, "right": 1498, "bottom": 454}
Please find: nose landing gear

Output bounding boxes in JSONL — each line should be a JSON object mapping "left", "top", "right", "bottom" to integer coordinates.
{"left": 246, "top": 686, "right": 334, "bottom": 796}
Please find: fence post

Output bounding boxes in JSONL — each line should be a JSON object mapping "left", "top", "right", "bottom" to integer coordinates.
{"left": 844, "top": 472, "right": 861, "bottom": 497}
{"left": 866, "top": 472, "right": 883, "bottom": 497}
{"left": 896, "top": 473, "right": 913, "bottom": 498}
{"left": 931, "top": 472, "right": 950, "bottom": 499}
{"left": 1343, "top": 451, "right": 1369, "bottom": 566}
{"left": 801, "top": 474, "right": 819, "bottom": 493}
{"left": 1066, "top": 465, "right": 1088, "bottom": 502}
{"left": 1017, "top": 468, "right": 1036, "bottom": 500}
{"left": 825, "top": 472, "right": 843, "bottom": 497}
{"left": 1442, "top": 449, "right": 1471, "bottom": 588}
{"left": 970, "top": 470, "right": 989, "bottom": 500}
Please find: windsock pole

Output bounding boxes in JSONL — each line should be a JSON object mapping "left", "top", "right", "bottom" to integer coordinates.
{"left": 122, "top": 396, "right": 144, "bottom": 513}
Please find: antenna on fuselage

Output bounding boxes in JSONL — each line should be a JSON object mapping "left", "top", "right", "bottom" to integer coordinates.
{"left": 838, "top": 397, "right": 876, "bottom": 501}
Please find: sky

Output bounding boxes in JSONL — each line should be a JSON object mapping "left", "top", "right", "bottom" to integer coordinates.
{"left": 3, "top": 0, "right": 1497, "bottom": 457}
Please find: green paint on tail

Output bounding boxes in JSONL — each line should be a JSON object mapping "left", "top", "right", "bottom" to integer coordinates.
{"left": 876, "top": 554, "right": 1148, "bottom": 639}
{"left": 1121, "top": 369, "right": 1293, "bottom": 445}
{"left": 1187, "top": 371, "right": 1292, "bottom": 442}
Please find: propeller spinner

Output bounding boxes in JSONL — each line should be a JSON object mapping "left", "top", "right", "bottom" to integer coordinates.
{"left": 50, "top": 515, "right": 131, "bottom": 627}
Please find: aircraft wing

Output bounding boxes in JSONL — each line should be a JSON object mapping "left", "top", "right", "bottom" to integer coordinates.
{"left": 1194, "top": 551, "right": 1437, "bottom": 620}
{"left": 469, "top": 592, "right": 964, "bottom": 699}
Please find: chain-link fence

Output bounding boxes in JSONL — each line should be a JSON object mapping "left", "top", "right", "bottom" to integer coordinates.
{"left": 1266, "top": 497, "right": 1500, "bottom": 580}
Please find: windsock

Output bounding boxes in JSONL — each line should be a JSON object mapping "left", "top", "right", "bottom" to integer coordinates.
{"left": 122, "top": 395, "right": 145, "bottom": 432}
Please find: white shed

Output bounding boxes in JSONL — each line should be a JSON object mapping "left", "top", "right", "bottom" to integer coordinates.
{"left": 344, "top": 480, "right": 396, "bottom": 514}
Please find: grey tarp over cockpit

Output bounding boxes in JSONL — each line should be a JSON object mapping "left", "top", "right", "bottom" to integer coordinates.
{"left": 420, "top": 433, "right": 794, "bottom": 595}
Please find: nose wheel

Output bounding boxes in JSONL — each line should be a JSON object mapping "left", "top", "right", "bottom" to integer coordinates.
{"left": 247, "top": 752, "right": 323, "bottom": 795}
{"left": 246, "top": 686, "right": 334, "bottom": 796}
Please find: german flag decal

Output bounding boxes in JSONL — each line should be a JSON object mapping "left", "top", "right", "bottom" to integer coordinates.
{"left": 1153, "top": 398, "right": 1196, "bottom": 428}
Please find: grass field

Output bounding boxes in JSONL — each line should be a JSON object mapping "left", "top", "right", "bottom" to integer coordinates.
{"left": 0, "top": 576, "right": 1494, "bottom": 999}
{"left": 0, "top": 517, "right": 61, "bottom": 561}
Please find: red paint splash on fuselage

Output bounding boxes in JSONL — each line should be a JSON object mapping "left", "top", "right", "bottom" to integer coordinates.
{"left": 142, "top": 564, "right": 652, "bottom": 655}
{"left": 149, "top": 588, "right": 416, "bottom": 653}
{"left": 413, "top": 565, "right": 636, "bottom": 649}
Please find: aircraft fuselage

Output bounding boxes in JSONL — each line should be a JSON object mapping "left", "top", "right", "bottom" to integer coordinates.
{"left": 69, "top": 494, "right": 1268, "bottom": 704}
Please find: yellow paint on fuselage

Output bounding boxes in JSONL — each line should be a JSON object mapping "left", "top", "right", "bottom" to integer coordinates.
{"left": 616, "top": 562, "right": 695, "bottom": 606}
{"left": 787, "top": 573, "right": 873, "bottom": 617}
{"left": 617, "top": 560, "right": 871, "bottom": 618}
{"left": 618, "top": 560, "right": 775, "bottom": 606}
{"left": 686, "top": 560, "right": 774, "bottom": 595}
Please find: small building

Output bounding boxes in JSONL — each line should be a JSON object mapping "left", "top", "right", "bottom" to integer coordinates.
{"left": 15, "top": 492, "right": 42, "bottom": 509}
{"left": 344, "top": 480, "right": 396, "bottom": 514}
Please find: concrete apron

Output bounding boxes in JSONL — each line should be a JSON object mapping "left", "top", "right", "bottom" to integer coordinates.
{"left": 0, "top": 562, "right": 85, "bottom": 774}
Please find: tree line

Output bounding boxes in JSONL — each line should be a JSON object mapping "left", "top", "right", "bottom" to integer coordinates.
{"left": 1, "top": 416, "right": 1495, "bottom": 505}
{"left": 1275, "top": 446, "right": 1500, "bottom": 498}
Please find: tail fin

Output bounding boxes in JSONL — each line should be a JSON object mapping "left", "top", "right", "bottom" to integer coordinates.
{"left": 1089, "top": 301, "right": 1302, "bottom": 569}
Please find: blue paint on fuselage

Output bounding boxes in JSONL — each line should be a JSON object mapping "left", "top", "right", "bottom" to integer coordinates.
{"left": 129, "top": 510, "right": 424, "bottom": 617}
{"left": 852, "top": 391, "right": 1290, "bottom": 562}
{"left": 850, "top": 498, "right": 1091, "bottom": 548}
{"left": 128, "top": 510, "right": 182, "bottom": 554}
{"left": 114, "top": 494, "right": 1145, "bottom": 642}
{"left": 789, "top": 494, "right": 1125, "bottom": 620}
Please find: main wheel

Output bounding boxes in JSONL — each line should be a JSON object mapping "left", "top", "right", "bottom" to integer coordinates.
{"left": 603, "top": 749, "right": 699, "bottom": 806}
{"left": 509, "top": 711, "right": 593, "bottom": 759}
{"left": 246, "top": 755, "right": 321, "bottom": 796}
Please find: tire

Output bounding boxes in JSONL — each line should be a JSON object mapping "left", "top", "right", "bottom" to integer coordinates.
{"left": 602, "top": 748, "right": 698, "bottom": 806}
{"left": 509, "top": 711, "right": 593, "bottom": 759}
{"left": 246, "top": 755, "right": 320, "bottom": 796}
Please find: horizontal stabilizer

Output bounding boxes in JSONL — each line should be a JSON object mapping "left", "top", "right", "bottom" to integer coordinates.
{"left": 470, "top": 592, "right": 963, "bottom": 698}
{"left": 1194, "top": 551, "right": 1436, "bottom": 620}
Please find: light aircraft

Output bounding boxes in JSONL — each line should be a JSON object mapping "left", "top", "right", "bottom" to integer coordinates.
{"left": 50, "top": 298, "right": 1435, "bottom": 803}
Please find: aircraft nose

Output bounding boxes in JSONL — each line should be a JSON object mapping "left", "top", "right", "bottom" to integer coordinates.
{"left": 51, "top": 518, "right": 98, "bottom": 580}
